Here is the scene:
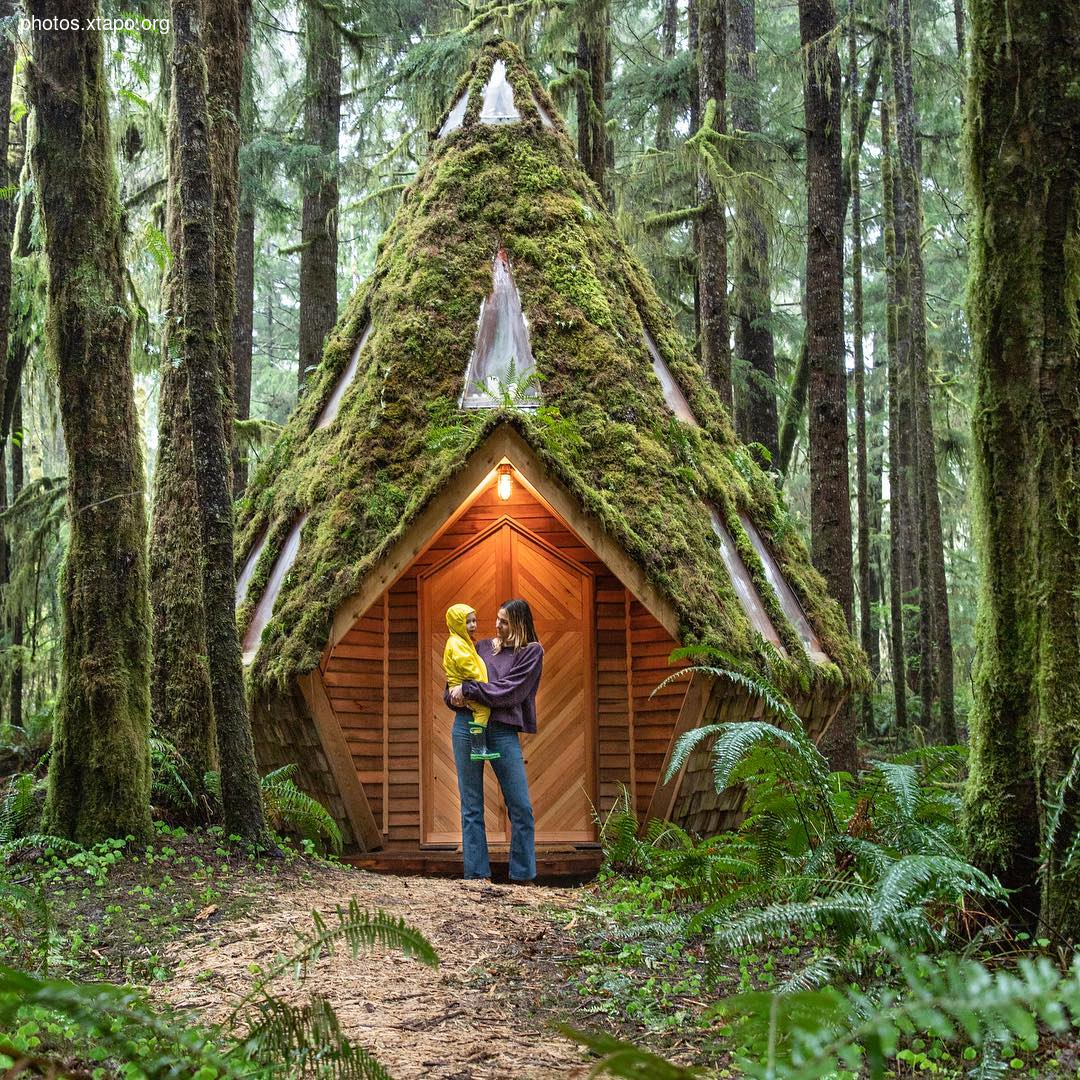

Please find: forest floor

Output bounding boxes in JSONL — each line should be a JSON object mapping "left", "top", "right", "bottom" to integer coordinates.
{"left": 16, "top": 826, "right": 703, "bottom": 1077}
{"left": 17, "top": 826, "right": 1080, "bottom": 1078}
{"left": 155, "top": 859, "right": 603, "bottom": 1079}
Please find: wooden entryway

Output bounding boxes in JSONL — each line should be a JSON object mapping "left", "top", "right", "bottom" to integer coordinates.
{"left": 418, "top": 517, "right": 595, "bottom": 848}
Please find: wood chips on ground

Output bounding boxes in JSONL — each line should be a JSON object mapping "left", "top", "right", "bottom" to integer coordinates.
{"left": 156, "top": 865, "right": 596, "bottom": 1079}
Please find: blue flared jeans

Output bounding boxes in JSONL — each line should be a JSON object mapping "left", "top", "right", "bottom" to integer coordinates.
{"left": 451, "top": 712, "right": 536, "bottom": 881}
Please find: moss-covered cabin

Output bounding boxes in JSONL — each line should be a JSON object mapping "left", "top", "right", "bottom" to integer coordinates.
{"left": 235, "top": 41, "right": 866, "bottom": 868}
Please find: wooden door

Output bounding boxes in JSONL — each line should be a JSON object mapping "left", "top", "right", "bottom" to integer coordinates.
{"left": 420, "top": 527, "right": 508, "bottom": 845}
{"left": 510, "top": 528, "right": 595, "bottom": 843}
{"left": 419, "top": 519, "right": 595, "bottom": 847}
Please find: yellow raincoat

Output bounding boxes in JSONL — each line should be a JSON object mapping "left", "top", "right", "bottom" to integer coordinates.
{"left": 443, "top": 604, "right": 491, "bottom": 728}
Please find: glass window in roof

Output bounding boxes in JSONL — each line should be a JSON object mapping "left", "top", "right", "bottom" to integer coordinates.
{"left": 235, "top": 529, "right": 268, "bottom": 607}
{"left": 460, "top": 248, "right": 539, "bottom": 409}
{"left": 438, "top": 90, "right": 469, "bottom": 137}
{"left": 739, "top": 511, "right": 829, "bottom": 662}
{"left": 315, "top": 323, "right": 372, "bottom": 430}
{"left": 709, "top": 506, "right": 785, "bottom": 652}
{"left": 480, "top": 60, "right": 520, "bottom": 124}
{"left": 242, "top": 512, "right": 309, "bottom": 664}
{"left": 643, "top": 328, "right": 698, "bottom": 426}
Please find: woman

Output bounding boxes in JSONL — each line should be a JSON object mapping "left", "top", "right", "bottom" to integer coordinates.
{"left": 446, "top": 598, "right": 544, "bottom": 882}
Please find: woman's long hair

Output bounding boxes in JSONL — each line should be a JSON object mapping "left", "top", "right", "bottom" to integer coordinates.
{"left": 500, "top": 598, "right": 539, "bottom": 649}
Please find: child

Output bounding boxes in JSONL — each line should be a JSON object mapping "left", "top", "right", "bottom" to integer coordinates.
{"left": 443, "top": 603, "right": 500, "bottom": 762}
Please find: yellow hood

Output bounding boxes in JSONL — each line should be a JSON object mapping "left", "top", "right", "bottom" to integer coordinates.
{"left": 446, "top": 603, "right": 476, "bottom": 639}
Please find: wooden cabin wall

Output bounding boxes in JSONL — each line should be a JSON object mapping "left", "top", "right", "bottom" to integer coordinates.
{"left": 323, "top": 480, "right": 688, "bottom": 845}
{"left": 670, "top": 682, "right": 846, "bottom": 838}
{"left": 322, "top": 604, "right": 386, "bottom": 831}
{"left": 251, "top": 685, "right": 359, "bottom": 848}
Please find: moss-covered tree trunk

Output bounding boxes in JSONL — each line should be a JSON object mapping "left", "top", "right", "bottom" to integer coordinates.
{"left": 964, "top": 0, "right": 1080, "bottom": 938}
{"left": 729, "top": 0, "right": 778, "bottom": 460}
{"left": 576, "top": 3, "right": 609, "bottom": 204}
{"left": 170, "top": 0, "right": 269, "bottom": 847}
{"left": 656, "top": 0, "right": 678, "bottom": 151}
{"left": 149, "top": 93, "right": 216, "bottom": 808}
{"left": 881, "top": 100, "right": 907, "bottom": 735}
{"left": 0, "top": 0, "right": 16, "bottom": 729}
{"left": 232, "top": 52, "right": 255, "bottom": 495}
{"left": 800, "top": 0, "right": 855, "bottom": 772}
{"left": 30, "top": 0, "right": 152, "bottom": 844}
{"left": 9, "top": 387, "right": 22, "bottom": 730}
{"left": 848, "top": 7, "right": 872, "bottom": 733}
{"left": 696, "top": 0, "right": 732, "bottom": 406}
{"left": 297, "top": 0, "right": 340, "bottom": 391}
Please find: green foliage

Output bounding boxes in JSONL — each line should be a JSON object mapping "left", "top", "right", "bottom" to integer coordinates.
{"left": 0, "top": 901, "right": 438, "bottom": 1078}
{"left": 260, "top": 764, "right": 344, "bottom": 854}
{"left": 711, "top": 948, "right": 1080, "bottom": 1080}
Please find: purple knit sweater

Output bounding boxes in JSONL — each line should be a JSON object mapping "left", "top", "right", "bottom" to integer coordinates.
{"left": 443, "top": 639, "right": 545, "bottom": 733}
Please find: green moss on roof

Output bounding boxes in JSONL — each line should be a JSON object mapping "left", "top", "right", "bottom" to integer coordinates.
{"left": 235, "top": 39, "right": 867, "bottom": 698}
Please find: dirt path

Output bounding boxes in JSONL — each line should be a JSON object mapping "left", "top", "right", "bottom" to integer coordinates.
{"left": 158, "top": 864, "right": 594, "bottom": 1079}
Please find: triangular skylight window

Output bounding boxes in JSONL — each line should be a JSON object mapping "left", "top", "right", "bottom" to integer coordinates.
{"left": 438, "top": 90, "right": 469, "bottom": 137}
{"left": 531, "top": 89, "right": 554, "bottom": 128}
{"left": 709, "top": 506, "right": 785, "bottom": 653}
{"left": 643, "top": 327, "right": 698, "bottom": 426}
{"left": 739, "top": 512, "right": 829, "bottom": 663}
{"left": 460, "top": 248, "right": 539, "bottom": 410}
{"left": 235, "top": 528, "right": 268, "bottom": 607}
{"left": 242, "top": 512, "right": 309, "bottom": 664}
{"left": 315, "top": 323, "right": 372, "bottom": 430}
{"left": 480, "top": 60, "right": 520, "bottom": 124}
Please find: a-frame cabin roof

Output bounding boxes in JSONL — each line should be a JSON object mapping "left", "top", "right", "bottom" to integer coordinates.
{"left": 234, "top": 39, "right": 867, "bottom": 699}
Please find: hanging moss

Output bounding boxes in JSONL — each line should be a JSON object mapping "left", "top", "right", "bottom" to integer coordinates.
{"left": 235, "top": 39, "right": 867, "bottom": 702}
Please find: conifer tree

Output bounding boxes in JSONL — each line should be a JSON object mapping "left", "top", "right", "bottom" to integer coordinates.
{"left": 170, "top": 0, "right": 271, "bottom": 846}
{"left": 696, "top": 0, "right": 732, "bottom": 405}
{"left": 964, "top": 0, "right": 1080, "bottom": 937}
{"left": 297, "top": 0, "right": 341, "bottom": 390}
{"left": 799, "top": 0, "right": 855, "bottom": 772}
{"left": 30, "top": 0, "right": 152, "bottom": 843}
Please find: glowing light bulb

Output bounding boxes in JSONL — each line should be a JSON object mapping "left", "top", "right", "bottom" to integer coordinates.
{"left": 497, "top": 465, "right": 513, "bottom": 501}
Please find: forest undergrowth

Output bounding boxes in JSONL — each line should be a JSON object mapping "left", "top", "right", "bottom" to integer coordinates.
{"left": 1, "top": 664, "right": 1080, "bottom": 1078}
{"left": 551, "top": 697, "right": 1080, "bottom": 1079}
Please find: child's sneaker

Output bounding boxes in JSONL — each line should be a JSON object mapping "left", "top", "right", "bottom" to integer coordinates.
{"left": 469, "top": 724, "right": 500, "bottom": 761}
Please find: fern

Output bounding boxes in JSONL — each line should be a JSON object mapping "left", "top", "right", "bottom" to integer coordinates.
{"left": 260, "top": 763, "right": 344, "bottom": 854}
{"left": 0, "top": 903, "right": 439, "bottom": 1078}
{"left": 239, "top": 994, "right": 392, "bottom": 1079}
{"left": 709, "top": 948, "right": 1080, "bottom": 1080}
{"left": 559, "top": 1026, "right": 700, "bottom": 1078}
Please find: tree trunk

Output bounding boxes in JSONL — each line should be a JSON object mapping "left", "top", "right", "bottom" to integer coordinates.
{"left": 233, "top": 205, "right": 255, "bottom": 494}
{"left": 889, "top": 0, "right": 954, "bottom": 740}
{"left": 729, "top": 0, "right": 778, "bottom": 461}
{"left": 30, "top": 0, "right": 152, "bottom": 844}
{"left": 881, "top": 100, "right": 907, "bottom": 735}
{"left": 232, "top": 49, "right": 255, "bottom": 495}
{"left": 170, "top": 0, "right": 270, "bottom": 847}
{"left": 577, "top": 2, "right": 609, "bottom": 203}
{"left": 297, "top": 0, "right": 340, "bottom": 391}
{"left": 0, "top": 3, "right": 15, "bottom": 729}
{"left": 800, "top": 0, "right": 855, "bottom": 773}
{"left": 696, "top": 0, "right": 732, "bottom": 406}
{"left": 964, "top": 0, "right": 1080, "bottom": 939}
{"left": 656, "top": 0, "right": 678, "bottom": 151}
{"left": 776, "top": 34, "right": 882, "bottom": 478}
{"left": 689, "top": 0, "right": 701, "bottom": 350}
{"left": 848, "top": 8, "right": 872, "bottom": 734}
{"left": 149, "top": 96, "right": 216, "bottom": 802}
{"left": 9, "top": 389, "right": 22, "bottom": 731}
